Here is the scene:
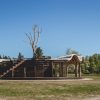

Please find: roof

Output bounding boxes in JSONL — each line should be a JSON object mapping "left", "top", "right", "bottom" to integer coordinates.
{"left": 51, "top": 54, "right": 83, "bottom": 62}
{"left": 0, "top": 59, "right": 11, "bottom": 62}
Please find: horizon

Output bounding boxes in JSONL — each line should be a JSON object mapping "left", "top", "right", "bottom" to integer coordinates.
{"left": 0, "top": 0, "right": 100, "bottom": 58}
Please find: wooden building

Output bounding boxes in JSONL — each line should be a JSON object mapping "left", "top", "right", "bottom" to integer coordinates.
{"left": 0, "top": 54, "right": 83, "bottom": 79}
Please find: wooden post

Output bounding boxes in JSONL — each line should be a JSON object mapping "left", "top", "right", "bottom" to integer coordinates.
{"left": 62, "top": 62, "right": 64, "bottom": 77}
{"left": 12, "top": 68, "right": 14, "bottom": 78}
{"left": 63, "top": 63, "right": 66, "bottom": 77}
{"left": 59, "top": 62, "right": 63, "bottom": 77}
{"left": 51, "top": 61, "right": 54, "bottom": 77}
{"left": 75, "top": 63, "right": 78, "bottom": 77}
{"left": 24, "top": 67, "right": 26, "bottom": 77}
{"left": 58, "top": 63, "right": 60, "bottom": 77}
{"left": 65, "top": 62, "right": 68, "bottom": 77}
{"left": 59, "top": 62, "right": 61, "bottom": 77}
{"left": 34, "top": 66, "right": 36, "bottom": 77}
{"left": 79, "top": 63, "right": 81, "bottom": 78}
{"left": 42, "top": 64, "right": 44, "bottom": 77}
{"left": 66, "top": 65, "right": 68, "bottom": 77}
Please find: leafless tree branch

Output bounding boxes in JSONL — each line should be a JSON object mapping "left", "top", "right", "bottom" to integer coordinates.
{"left": 25, "top": 25, "right": 42, "bottom": 57}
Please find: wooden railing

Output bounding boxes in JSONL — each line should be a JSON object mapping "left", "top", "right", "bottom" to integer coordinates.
{"left": 0, "top": 60, "right": 25, "bottom": 78}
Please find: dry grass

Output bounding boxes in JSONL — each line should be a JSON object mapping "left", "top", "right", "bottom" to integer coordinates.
{"left": 0, "top": 75, "right": 100, "bottom": 100}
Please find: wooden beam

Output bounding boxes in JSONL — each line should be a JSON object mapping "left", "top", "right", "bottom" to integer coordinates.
{"left": 51, "top": 61, "right": 54, "bottom": 77}
{"left": 75, "top": 63, "right": 78, "bottom": 77}
{"left": 59, "top": 62, "right": 63, "bottom": 77}
{"left": 34, "top": 66, "right": 36, "bottom": 77}
{"left": 66, "top": 64, "right": 68, "bottom": 77}
{"left": 42, "top": 64, "right": 44, "bottom": 77}
{"left": 24, "top": 67, "right": 26, "bottom": 77}
{"left": 79, "top": 63, "right": 81, "bottom": 78}
{"left": 63, "top": 63, "right": 66, "bottom": 77}
{"left": 12, "top": 68, "right": 14, "bottom": 78}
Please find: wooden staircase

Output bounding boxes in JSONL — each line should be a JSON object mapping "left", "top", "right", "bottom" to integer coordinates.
{"left": 0, "top": 60, "right": 25, "bottom": 79}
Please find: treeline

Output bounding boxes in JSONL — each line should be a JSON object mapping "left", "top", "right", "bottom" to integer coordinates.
{"left": 0, "top": 52, "right": 24, "bottom": 60}
{"left": 0, "top": 55, "right": 11, "bottom": 59}
{"left": 82, "top": 54, "right": 100, "bottom": 74}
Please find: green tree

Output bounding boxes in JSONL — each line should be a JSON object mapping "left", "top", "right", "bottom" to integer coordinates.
{"left": 34, "top": 47, "right": 43, "bottom": 59}
{"left": 18, "top": 52, "right": 24, "bottom": 61}
{"left": 88, "top": 54, "right": 100, "bottom": 74}
{"left": 80, "top": 54, "right": 100, "bottom": 74}
{"left": 0, "top": 55, "right": 2, "bottom": 59}
{"left": 3, "top": 55, "right": 8, "bottom": 59}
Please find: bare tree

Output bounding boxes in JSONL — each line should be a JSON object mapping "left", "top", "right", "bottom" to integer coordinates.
{"left": 26, "top": 25, "right": 42, "bottom": 58}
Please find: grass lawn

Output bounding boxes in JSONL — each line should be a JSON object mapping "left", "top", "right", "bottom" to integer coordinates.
{"left": 0, "top": 75, "right": 100, "bottom": 100}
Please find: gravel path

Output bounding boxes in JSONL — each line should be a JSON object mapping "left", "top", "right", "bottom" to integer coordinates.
{"left": 84, "top": 96, "right": 100, "bottom": 100}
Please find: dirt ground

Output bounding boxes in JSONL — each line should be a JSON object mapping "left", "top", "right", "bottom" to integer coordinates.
{"left": 0, "top": 96, "right": 100, "bottom": 100}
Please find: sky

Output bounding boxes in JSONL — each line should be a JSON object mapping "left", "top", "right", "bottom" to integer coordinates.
{"left": 0, "top": 0, "right": 100, "bottom": 58}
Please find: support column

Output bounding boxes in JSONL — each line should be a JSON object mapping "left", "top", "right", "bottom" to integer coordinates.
{"left": 62, "top": 62, "right": 64, "bottom": 77}
{"left": 59, "top": 62, "right": 61, "bottom": 77}
{"left": 42, "top": 64, "right": 44, "bottom": 77}
{"left": 24, "top": 67, "right": 26, "bottom": 77}
{"left": 59, "top": 62, "right": 63, "bottom": 77}
{"left": 34, "top": 66, "right": 36, "bottom": 77}
{"left": 79, "top": 63, "right": 81, "bottom": 78}
{"left": 63, "top": 63, "right": 66, "bottom": 77}
{"left": 58, "top": 63, "right": 60, "bottom": 77}
{"left": 51, "top": 61, "right": 54, "bottom": 77}
{"left": 75, "top": 63, "right": 78, "bottom": 77}
{"left": 12, "top": 68, "right": 14, "bottom": 78}
{"left": 66, "top": 65, "right": 68, "bottom": 77}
